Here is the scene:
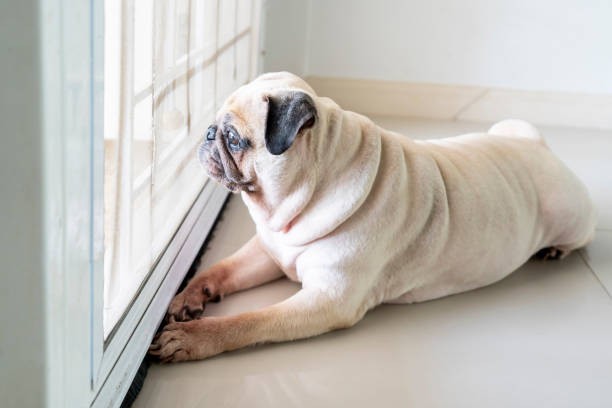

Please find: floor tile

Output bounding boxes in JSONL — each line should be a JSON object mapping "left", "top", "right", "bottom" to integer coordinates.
{"left": 540, "top": 125, "right": 612, "bottom": 230}
{"left": 581, "top": 230, "right": 612, "bottom": 299}
{"left": 196, "top": 194, "right": 256, "bottom": 273}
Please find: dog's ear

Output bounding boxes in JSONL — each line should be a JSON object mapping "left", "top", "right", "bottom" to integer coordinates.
{"left": 263, "top": 91, "right": 317, "bottom": 155}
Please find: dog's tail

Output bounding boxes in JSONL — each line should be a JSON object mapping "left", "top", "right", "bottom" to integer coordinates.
{"left": 488, "top": 119, "right": 546, "bottom": 146}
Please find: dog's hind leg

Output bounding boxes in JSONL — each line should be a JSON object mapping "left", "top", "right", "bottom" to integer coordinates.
{"left": 533, "top": 225, "right": 596, "bottom": 261}
{"left": 533, "top": 246, "right": 570, "bottom": 261}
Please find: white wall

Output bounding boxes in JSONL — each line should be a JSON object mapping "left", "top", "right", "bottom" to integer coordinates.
{"left": 0, "top": 1, "right": 47, "bottom": 407}
{"left": 262, "top": 0, "right": 310, "bottom": 77}
{"left": 264, "top": 0, "right": 612, "bottom": 94}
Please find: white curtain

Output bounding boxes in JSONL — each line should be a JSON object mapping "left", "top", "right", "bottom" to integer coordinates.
{"left": 104, "top": 0, "right": 261, "bottom": 338}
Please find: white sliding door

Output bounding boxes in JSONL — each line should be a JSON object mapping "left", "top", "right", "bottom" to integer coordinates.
{"left": 21, "top": 0, "right": 263, "bottom": 407}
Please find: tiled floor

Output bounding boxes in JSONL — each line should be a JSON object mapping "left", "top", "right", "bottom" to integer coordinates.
{"left": 134, "top": 118, "right": 612, "bottom": 408}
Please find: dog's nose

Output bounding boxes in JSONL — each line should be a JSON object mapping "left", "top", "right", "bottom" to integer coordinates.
{"left": 206, "top": 125, "right": 217, "bottom": 141}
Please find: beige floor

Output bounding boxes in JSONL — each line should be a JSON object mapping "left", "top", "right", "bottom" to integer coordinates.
{"left": 134, "top": 117, "right": 612, "bottom": 408}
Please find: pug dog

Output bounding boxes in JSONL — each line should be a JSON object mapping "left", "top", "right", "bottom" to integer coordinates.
{"left": 149, "top": 72, "right": 597, "bottom": 363}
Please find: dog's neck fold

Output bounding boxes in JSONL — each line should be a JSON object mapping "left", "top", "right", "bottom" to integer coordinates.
{"left": 243, "top": 100, "right": 382, "bottom": 246}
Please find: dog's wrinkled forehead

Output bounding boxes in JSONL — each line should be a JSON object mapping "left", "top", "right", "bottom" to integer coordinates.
{"left": 217, "top": 72, "right": 318, "bottom": 155}
{"left": 219, "top": 72, "right": 316, "bottom": 119}
{"left": 250, "top": 71, "right": 317, "bottom": 95}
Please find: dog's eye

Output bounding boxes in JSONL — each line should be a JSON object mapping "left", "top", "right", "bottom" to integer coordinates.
{"left": 227, "top": 130, "right": 241, "bottom": 151}
{"left": 206, "top": 125, "right": 217, "bottom": 141}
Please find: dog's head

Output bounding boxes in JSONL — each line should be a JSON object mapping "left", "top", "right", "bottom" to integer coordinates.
{"left": 197, "top": 72, "right": 319, "bottom": 194}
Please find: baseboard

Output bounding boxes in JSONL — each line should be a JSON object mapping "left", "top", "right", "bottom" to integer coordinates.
{"left": 306, "top": 76, "right": 612, "bottom": 130}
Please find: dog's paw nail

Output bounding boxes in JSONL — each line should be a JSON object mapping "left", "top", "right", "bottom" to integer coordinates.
{"left": 178, "top": 307, "right": 189, "bottom": 321}
{"left": 148, "top": 347, "right": 161, "bottom": 356}
{"left": 191, "top": 308, "right": 204, "bottom": 320}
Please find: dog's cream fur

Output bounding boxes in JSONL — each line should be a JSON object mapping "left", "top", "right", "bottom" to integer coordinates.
{"left": 150, "top": 72, "right": 597, "bottom": 362}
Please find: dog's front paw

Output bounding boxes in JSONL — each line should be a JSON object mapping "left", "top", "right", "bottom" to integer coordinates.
{"left": 148, "top": 319, "right": 223, "bottom": 363}
{"left": 167, "top": 289, "right": 206, "bottom": 321}
{"left": 167, "top": 278, "right": 223, "bottom": 322}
